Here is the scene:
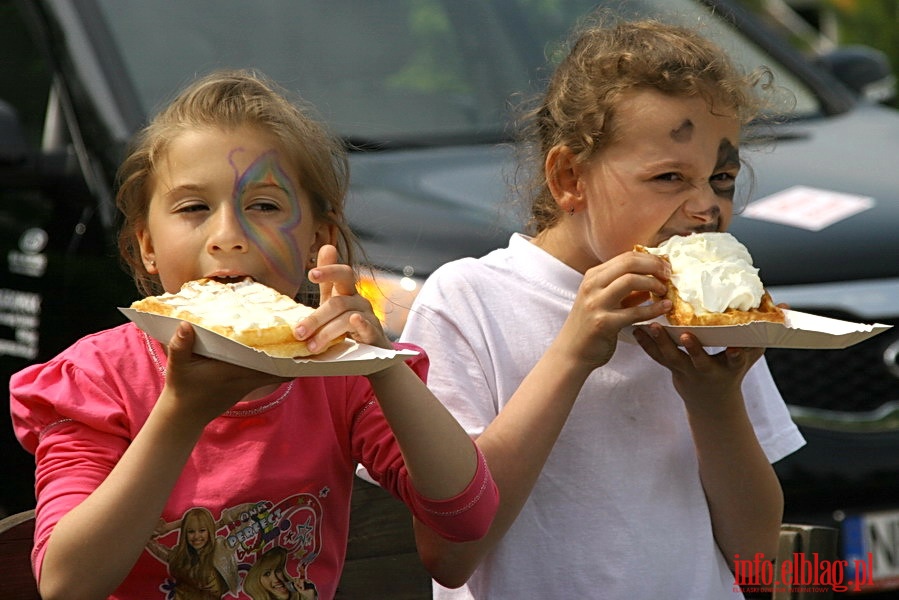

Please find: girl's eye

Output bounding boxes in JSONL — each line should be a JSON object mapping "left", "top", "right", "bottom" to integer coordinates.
{"left": 710, "top": 172, "right": 737, "bottom": 194}
{"left": 656, "top": 172, "right": 682, "bottom": 182}
{"left": 175, "top": 202, "right": 208, "bottom": 213}
{"left": 711, "top": 172, "right": 736, "bottom": 183}
{"left": 247, "top": 198, "right": 281, "bottom": 212}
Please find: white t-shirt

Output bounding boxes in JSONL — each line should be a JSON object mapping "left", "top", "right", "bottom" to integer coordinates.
{"left": 401, "top": 234, "right": 805, "bottom": 600}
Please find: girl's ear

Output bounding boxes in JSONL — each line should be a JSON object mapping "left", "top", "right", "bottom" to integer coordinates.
{"left": 545, "top": 145, "right": 584, "bottom": 214}
{"left": 307, "top": 219, "right": 339, "bottom": 268}
{"left": 136, "top": 225, "right": 158, "bottom": 274}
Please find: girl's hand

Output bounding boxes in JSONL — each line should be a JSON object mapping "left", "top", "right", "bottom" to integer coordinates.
{"left": 162, "top": 322, "right": 290, "bottom": 427}
{"left": 558, "top": 251, "right": 672, "bottom": 371}
{"left": 152, "top": 518, "right": 166, "bottom": 537}
{"left": 633, "top": 322, "right": 764, "bottom": 412}
{"left": 294, "top": 245, "right": 392, "bottom": 350}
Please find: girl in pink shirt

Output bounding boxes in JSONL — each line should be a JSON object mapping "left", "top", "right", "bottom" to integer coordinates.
{"left": 10, "top": 69, "right": 497, "bottom": 600}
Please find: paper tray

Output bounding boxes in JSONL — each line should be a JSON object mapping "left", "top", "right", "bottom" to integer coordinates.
{"left": 621, "top": 309, "right": 891, "bottom": 349}
{"left": 120, "top": 308, "right": 417, "bottom": 376}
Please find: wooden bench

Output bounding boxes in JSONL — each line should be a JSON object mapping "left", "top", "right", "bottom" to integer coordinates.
{"left": 336, "top": 477, "right": 431, "bottom": 599}
{"left": 0, "top": 508, "right": 39, "bottom": 600}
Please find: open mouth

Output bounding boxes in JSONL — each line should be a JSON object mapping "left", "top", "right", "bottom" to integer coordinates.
{"left": 207, "top": 275, "right": 254, "bottom": 284}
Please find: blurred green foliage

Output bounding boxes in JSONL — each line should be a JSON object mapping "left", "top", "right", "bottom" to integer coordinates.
{"left": 739, "top": 0, "right": 899, "bottom": 108}
{"left": 824, "top": 0, "right": 899, "bottom": 105}
{"left": 825, "top": 0, "right": 899, "bottom": 55}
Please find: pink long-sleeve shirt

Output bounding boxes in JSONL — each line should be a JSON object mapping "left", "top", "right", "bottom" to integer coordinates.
{"left": 11, "top": 322, "right": 497, "bottom": 599}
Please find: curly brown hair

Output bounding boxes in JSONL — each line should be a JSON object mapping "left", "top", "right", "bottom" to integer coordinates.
{"left": 115, "top": 69, "right": 357, "bottom": 300}
{"left": 516, "top": 17, "right": 771, "bottom": 234}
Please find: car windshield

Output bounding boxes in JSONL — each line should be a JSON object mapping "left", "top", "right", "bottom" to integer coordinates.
{"left": 92, "top": 0, "right": 820, "bottom": 145}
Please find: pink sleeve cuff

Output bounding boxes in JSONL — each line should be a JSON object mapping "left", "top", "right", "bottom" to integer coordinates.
{"left": 408, "top": 442, "right": 499, "bottom": 542}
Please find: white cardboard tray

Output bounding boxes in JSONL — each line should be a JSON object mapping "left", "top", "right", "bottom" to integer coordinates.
{"left": 120, "top": 308, "right": 417, "bottom": 376}
{"left": 621, "top": 309, "right": 891, "bottom": 349}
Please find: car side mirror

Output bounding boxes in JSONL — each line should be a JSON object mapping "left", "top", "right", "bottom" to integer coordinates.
{"left": 814, "top": 45, "right": 897, "bottom": 104}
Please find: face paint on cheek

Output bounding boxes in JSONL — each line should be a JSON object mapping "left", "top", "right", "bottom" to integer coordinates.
{"left": 715, "top": 139, "right": 740, "bottom": 201}
{"left": 716, "top": 139, "right": 740, "bottom": 171}
{"left": 230, "top": 149, "right": 305, "bottom": 281}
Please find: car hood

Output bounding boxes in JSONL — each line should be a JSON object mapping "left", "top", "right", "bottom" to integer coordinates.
{"left": 346, "top": 144, "right": 518, "bottom": 278}
{"left": 730, "top": 103, "right": 899, "bottom": 287}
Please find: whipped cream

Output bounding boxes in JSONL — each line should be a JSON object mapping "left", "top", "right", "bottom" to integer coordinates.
{"left": 156, "top": 279, "right": 312, "bottom": 332}
{"left": 644, "top": 232, "right": 764, "bottom": 314}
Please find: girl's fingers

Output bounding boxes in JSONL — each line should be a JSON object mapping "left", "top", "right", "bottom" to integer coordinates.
{"left": 313, "top": 245, "right": 341, "bottom": 304}
{"left": 296, "top": 284, "right": 379, "bottom": 343}
{"left": 166, "top": 322, "right": 195, "bottom": 361}
{"left": 310, "top": 245, "right": 359, "bottom": 298}
{"left": 303, "top": 311, "right": 382, "bottom": 350}
{"left": 633, "top": 325, "right": 682, "bottom": 374}
{"left": 632, "top": 325, "right": 658, "bottom": 357}
{"left": 580, "top": 254, "right": 670, "bottom": 310}
{"left": 725, "top": 345, "right": 764, "bottom": 368}
{"left": 346, "top": 311, "right": 388, "bottom": 346}
{"left": 298, "top": 245, "right": 357, "bottom": 340}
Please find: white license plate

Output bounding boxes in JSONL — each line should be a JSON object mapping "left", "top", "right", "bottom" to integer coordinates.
{"left": 842, "top": 509, "right": 899, "bottom": 592}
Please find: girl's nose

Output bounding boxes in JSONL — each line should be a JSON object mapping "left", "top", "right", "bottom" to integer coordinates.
{"left": 683, "top": 184, "right": 723, "bottom": 226}
{"left": 207, "top": 207, "right": 248, "bottom": 253}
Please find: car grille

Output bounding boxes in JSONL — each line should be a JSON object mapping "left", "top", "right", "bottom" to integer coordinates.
{"left": 765, "top": 312, "right": 899, "bottom": 413}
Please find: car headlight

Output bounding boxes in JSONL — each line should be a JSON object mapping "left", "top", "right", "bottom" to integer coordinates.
{"left": 357, "top": 266, "right": 423, "bottom": 340}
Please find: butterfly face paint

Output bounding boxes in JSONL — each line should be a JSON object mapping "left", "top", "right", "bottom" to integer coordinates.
{"left": 229, "top": 148, "right": 306, "bottom": 283}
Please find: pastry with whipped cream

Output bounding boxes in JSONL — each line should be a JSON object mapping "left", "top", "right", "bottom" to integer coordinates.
{"left": 636, "top": 232, "right": 784, "bottom": 326}
{"left": 130, "top": 278, "right": 344, "bottom": 357}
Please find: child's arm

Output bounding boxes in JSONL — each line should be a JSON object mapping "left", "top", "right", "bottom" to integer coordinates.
{"left": 401, "top": 252, "right": 675, "bottom": 587}
{"left": 364, "top": 362, "right": 483, "bottom": 499}
{"left": 37, "top": 324, "right": 287, "bottom": 600}
{"left": 296, "top": 245, "right": 490, "bottom": 502}
{"left": 633, "top": 324, "right": 783, "bottom": 566}
{"left": 411, "top": 332, "right": 602, "bottom": 586}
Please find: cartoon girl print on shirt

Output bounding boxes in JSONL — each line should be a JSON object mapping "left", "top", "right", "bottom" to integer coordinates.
{"left": 147, "top": 493, "right": 324, "bottom": 599}
{"left": 243, "top": 547, "right": 318, "bottom": 600}
{"left": 229, "top": 493, "right": 325, "bottom": 594}
{"left": 147, "top": 505, "right": 248, "bottom": 599}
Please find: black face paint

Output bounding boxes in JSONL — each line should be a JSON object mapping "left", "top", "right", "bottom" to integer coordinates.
{"left": 716, "top": 139, "right": 740, "bottom": 170}
{"left": 713, "top": 138, "right": 740, "bottom": 201}
{"left": 670, "top": 119, "right": 694, "bottom": 143}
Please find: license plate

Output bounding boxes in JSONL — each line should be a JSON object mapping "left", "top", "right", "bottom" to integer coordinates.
{"left": 842, "top": 509, "right": 899, "bottom": 592}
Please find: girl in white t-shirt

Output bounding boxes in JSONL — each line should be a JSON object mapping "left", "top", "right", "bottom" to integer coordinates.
{"left": 403, "top": 16, "right": 805, "bottom": 599}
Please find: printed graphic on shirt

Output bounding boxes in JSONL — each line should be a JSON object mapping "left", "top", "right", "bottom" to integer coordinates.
{"left": 146, "top": 492, "right": 325, "bottom": 599}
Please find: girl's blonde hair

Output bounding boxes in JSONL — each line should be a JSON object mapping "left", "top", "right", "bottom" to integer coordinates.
{"left": 518, "top": 17, "right": 769, "bottom": 234}
{"left": 116, "top": 69, "right": 357, "bottom": 300}
{"left": 168, "top": 507, "right": 225, "bottom": 596}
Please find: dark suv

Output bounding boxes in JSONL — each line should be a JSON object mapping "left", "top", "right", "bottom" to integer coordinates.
{"left": 3, "top": 0, "right": 899, "bottom": 594}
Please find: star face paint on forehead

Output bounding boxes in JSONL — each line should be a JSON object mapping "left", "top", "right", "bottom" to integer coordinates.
{"left": 229, "top": 147, "right": 305, "bottom": 282}
{"left": 670, "top": 119, "right": 694, "bottom": 143}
